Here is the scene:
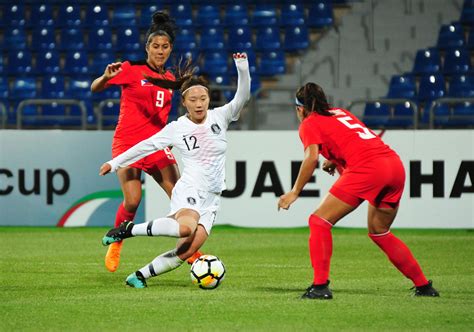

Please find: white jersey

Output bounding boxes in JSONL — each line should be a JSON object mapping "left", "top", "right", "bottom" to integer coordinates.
{"left": 107, "top": 57, "right": 251, "bottom": 194}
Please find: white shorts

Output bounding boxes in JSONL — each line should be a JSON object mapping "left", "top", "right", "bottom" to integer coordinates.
{"left": 168, "top": 181, "right": 221, "bottom": 235}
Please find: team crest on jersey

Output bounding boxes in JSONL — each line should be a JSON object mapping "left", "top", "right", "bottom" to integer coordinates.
{"left": 140, "top": 79, "right": 154, "bottom": 87}
{"left": 187, "top": 197, "right": 196, "bottom": 205}
{"left": 211, "top": 123, "right": 221, "bottom": 134}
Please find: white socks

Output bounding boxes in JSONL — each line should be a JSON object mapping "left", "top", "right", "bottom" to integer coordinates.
{"left": 131, "top": 217, "right": 180, "bottom": 237}
{"left": 139, "top": 248, "right": 184, "bottom": 279}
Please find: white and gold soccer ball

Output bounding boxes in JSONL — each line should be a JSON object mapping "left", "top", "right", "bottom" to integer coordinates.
{"left": 190, "top": 255, "right": 226, "bottom": 289}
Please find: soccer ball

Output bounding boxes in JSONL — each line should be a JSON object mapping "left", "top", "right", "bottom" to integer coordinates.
{"left": 190, "top": 255, "right": 226, "bottom": 289}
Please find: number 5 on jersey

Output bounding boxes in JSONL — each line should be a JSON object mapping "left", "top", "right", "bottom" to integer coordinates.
{"left": 337, "top": 116, "right": 376, "bottom": 140}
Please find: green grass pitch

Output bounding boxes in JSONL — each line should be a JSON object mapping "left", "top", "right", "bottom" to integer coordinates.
{"left": 1, "top": 226, "right": 473, "bottom": 331}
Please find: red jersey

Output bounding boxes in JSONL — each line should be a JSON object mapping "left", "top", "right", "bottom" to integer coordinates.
{"left": 299, "top": 108, "right": 397, "bottom": 168}
{"left": 106, "top": 60, "right": 175, "bottom": 150}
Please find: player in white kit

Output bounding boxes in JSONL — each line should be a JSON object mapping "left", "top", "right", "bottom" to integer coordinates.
{"left": 99, "top": 53, "right": 251, "bottom": 288}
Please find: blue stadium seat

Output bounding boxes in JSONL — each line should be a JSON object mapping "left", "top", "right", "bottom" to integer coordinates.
{"left": 200, "top": 27, "right": 226, "bottom": 51}
{"left": 223, "top": 4, "right": 249, "bottom": 27}
{"left": 363, "top": 102, "right": 390, "bottom": 127}
{"left": 31, "top": 27, "right": 56, "bottom": 50}
{"left": 64, "top": 51, "right": 89, "bottom": 75}
{"left": 0, "top": 57, "right": 4, "bottom": 74}
{"left": 111, "top": 5, "right": 137, "bottom": 27}
{"left": 252, "top": 5, "right": 278, "bottom": 27}
{"left": 37, "top": 50, "right": 61, "bottom": 74}
{"left": 461, "top": 0, "right": 474, "bottom": 25}
{"left": 10, "top": 77, "right": 38, "bottom": 125}
{"left": 90, "top": 52, "right": 116, "bottom": 76}
{"left": 56, "top": 4, "right": 82, "bottom": 27}
{"left": 284, "top": 25, "right": 309, "bottom": 51}
{"left": 255, "top": 26, "right": 281, "bottom": 51}
{"left": 173, "top": 28, "right": 198, "bottom": 56}
{"left": 308, "top": 1, "right": 334, "bottom": 29}
{"left": 202, "top": 52, "right": 228, "bottom": 76}
{"left": 258, "top": 50, "right": 286, "bottom": 76}
{"left": 448, "top": 74, "right": 474, "bottom": 97}
{"left": 412, "top": 48, "right": 441, "bottom": 75}
{"left": 59, "top": 28, "right": 85, "bottom": 50}
{"left": 208, "top": 74, "right": 232, "bottom": 101}
{"left": 116, "top": 27, "right": 141, "bottom": 52}
{"left": 140, "top": 5, "right": 164, "bottom": 27}
{"left": 437, "top": 23, "right": 465, "bottom": 49}
{"left": 228, "top": 26, "right": 253, "bottom": 52}
{"left": 41, "top": 75, "right": 65, "bottom": 99}
{"left": 8, "top": 50, "right": 34, "bottom": 75}
{"left": 30, "top": 4, "right": 54, "bottom": 27}
{"left": 88, "top": 27, "right": 114, "bottom": 52}
{"left": 443, "top": 47, "right": 471, "bottom": 75}
{"left": 84, "top": 4, "right": 109, "bottom": 27}
{"left": 386, "top": 74, "right": 416, "bottom": 99}
{"left": 170, "top": 3, "right": 193, "bottom": 27}
{"left": 67, "top": 78, "right": 94, "bottom": 124}
{"left": 281, "top": 4, "right": 305, "bottom": 26}
{"left": 451, "top": 102, "right": 474, "bottom": 126}
{"left": 100, "top": 100, "right": 121, "bottom": 127}
{"left": 388, "top": 102, "right": 416, "bottom": 128}
{"left": 418, "top": 74, "right": 446, "bottom": 102}
{"left": 4, "top": 27, "right": 27, "bottom": 50}
{"left": 5, "top": 4, "right": 26, "bottom": 27}
{"left": 196, "top": 5, "right": 221, "bottom": 27}
{"left": 0, "top": 76, "right": 8, "bottom": 99}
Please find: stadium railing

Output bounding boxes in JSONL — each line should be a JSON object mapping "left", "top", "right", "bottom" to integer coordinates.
{"left": 428, "top": 97, "right": 474, "bottom": 128}
{"left": 16, "top": 99, "right": 88, "bottom": 130}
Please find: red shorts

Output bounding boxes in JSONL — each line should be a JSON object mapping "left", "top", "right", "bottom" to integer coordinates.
{"left": 329, "top": 155, "right": 405, "bottom": 209}
{"left": 112, "top": 145, "right": 177, "bottom": 175}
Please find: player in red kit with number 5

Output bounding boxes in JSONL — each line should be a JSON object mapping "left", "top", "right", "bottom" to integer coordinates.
{"left": 278, "top": 83, "right": 439, "bottom": 299}
{"left": 91, "top": 12, "right": 201, "bottom": 272}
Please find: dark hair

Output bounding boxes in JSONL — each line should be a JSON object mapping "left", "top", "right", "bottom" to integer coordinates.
{"left": 143, "top": 57, "right": 197, "bottom": 90}
{"left": 146, "top": 11, "right": 177, "bottom": 45}
{"left": 180, "top": 76, "right": 210, "bottom": 97}
{"left": 296, "top": 83, "right": 332, "bottom": 117}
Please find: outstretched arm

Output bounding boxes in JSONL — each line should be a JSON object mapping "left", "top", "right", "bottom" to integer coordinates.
{"left": 226, "top": 53, "right": 251, "bottom": 121}
{"left": 99, "top": 126, "right": 173, "bottom": 175}
{"left": 278, "top": 144, "right": 319, "bottom": 211}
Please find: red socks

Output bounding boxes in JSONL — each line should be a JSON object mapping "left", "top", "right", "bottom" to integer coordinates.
{"left": 308, "top": 215, "right": 333, "bottom": 285}
{"left": 114, "top": 203, "right": 136, "bottom": 227}
{"left": 369, "top": 232, "right": 428, "bottom": 287}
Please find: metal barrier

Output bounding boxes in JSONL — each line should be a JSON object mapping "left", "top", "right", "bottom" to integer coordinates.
{"left": 17, "top": 99, "right": 88, "bottom": 129}
{"left": 428, "top": 97, "right": 474, "bottom": 129}
{"left": 0, "top": 102, "right": 6, "bottom": 129}
{"left": 348, "top": 98, "right": 419, "bottom": 129}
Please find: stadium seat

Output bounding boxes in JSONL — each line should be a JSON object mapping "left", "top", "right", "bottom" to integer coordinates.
{"left": 412, "top": 48, "right": 441, "bottom": 75}
{"left": 67, "top": 78, "right": 94, "bottom": 125}
{"left": 386, "top": 74, "right": 416, "bottom": 99}
{"left": 31, "top": 27, "right": 56, "bottom": 50}
{"left": 41, "top": 75, "right": 65, "bottom": 99}
{"left": 170, "top": 3, "right": 193, "bottom": 27}
{"left": 7, "top": 50, "right": 34, "bottom": 75}
{"left": 196, "top": 5, "right": 221, "bottom": 27}
{"left": 116, "top": 27, "right": 141, "bottom": 52}
{"left": 59, "top": 28, "right": 85, "bottom": 51}
{"left": 308, "top": 1, "right": 334, "bottom": 29}
{"left": 37, "top": 50, "right": 61, "bottom": 74}
{"left": 281, "top": 4, "right": 305, "bottom": 26}
{"left": 0, "top": 76, "right": 8, "bottom": 99}
{"left": 252, "top": 5, "right": 278, "bottom": 27}
{"left": 388, "top": 102, "right": 416, "bottom": 128}
{"left": 202, "top": 52, "right": 228, "bottom": 76}
{"left": 363, "top": 102, "right": 390, "bottom": 127}
{"left": 443, "top": 47, "right": 471, "bottom": 75}
{"left": 84, "top": 4, "right": 110, "bottom": 27}
{"left": 140, "top": 5, "right": 164, "bottom": 27}
{"left": 90, "top": 52, "right": 116, "bottom": 76}
{"left": 284, "top": 25, "right": 310, "bottom": 51}
{"left": 437, "top": 23, "right": 465, "bottom": 49}
{"left": 30, "top": 4, "right": 54, "bottom": 27}
{"left": 200, "top": 27, "right": 226, "bottom": 51}
{"left": 5, "top": 4, "right": 26, "bottom": 27}
{"left": 10, "top": 78, "right": 38, "bottom": 125}
{"left": 255, "top": 27, "right": 281, "bottom": 51}
{"left": 173, "top": 28, "right": 198, "bottom": 56}
{"left": 228, "top": 26, "right": 253, "bottom": 52}
{"left": 0, "top": 56, "right": 4, "bottom": 74}
{"left": 87, "top": 27, "right": 114, "bottom": 51}
{"left": 448, "top": 74, "right": 474, "bottom": 97}
{"left": 63, "top": 51, "right": 89, "bottom": 75}
{"left": 258, "top": 50, "right": 286, "bottom": 76}
{"left": 451, "top": 102, "right": 474, "bottom": 126}
{"left": 56, "top": 4, "right": 82, "bottom": 27}
{"left": 461, "top": 1, "right": 474, "bottom": 26}
{"left": 111, "top": 5, "right": 137, "bottom": 27}
{"left": 418, "top": 74, "right": 446, "bottom": 102}
{"left": 223, "top": 4, "right": 249, "bottom": 27}
{"left": 3, "top": 27, "right": 27, "bottom": 50}
{"left": 207, "top": 74, "right": 232, "bottom": 101}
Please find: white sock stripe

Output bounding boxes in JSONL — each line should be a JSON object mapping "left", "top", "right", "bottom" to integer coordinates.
{"left": 370, "top": 230, "right": 391, "bottom": 237}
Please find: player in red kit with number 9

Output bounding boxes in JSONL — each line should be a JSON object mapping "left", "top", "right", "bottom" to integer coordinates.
{"left": 278, "top": 83, "right": 439, "bottom": 299}
{"left": 91, "top": 12, "right": 201, "bottom": 272}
